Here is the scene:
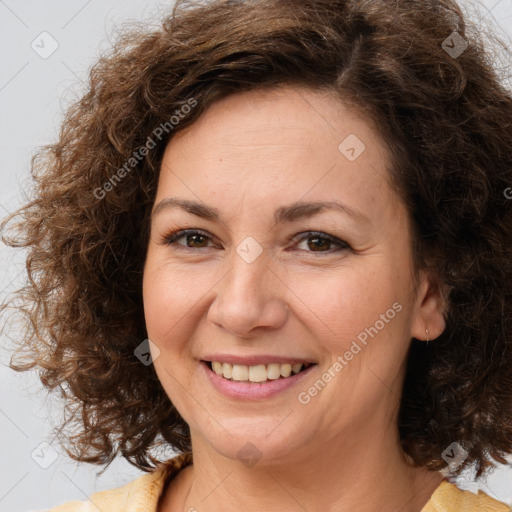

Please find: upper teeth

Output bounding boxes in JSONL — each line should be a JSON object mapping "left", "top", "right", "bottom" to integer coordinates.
{"left": 210, "top": 361, "right": 306, "bottom": 382}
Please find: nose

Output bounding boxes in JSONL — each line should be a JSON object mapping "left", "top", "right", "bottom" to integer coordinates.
{"left": 207, "top": 250, "right": 289, "bottom": 338}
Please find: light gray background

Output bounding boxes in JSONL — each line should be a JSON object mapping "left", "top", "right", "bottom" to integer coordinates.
{"left": 0, "top": 1, "right": 511, "bottom": 511}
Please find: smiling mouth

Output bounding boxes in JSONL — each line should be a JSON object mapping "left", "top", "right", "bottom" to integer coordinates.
{"left": 203, "top": 360, "right": 315, "bottom": 383}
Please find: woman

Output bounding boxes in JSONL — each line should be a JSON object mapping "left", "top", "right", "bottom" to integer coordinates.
{"left": 2, "top": 0, "right": 512, "bottom": 510}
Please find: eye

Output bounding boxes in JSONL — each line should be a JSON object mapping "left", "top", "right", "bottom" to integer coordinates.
{"left": 291, "top": 231, "right": 351, "bottom": 254}
{"left": 159, "top": 229, "right": 351, "bottom": 254}
{"left": 161, "top": 229, "right": 217, "bottom": 249}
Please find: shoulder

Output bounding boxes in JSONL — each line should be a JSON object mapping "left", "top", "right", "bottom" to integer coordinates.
{"left": 45, "top": 452, "right": 193, "bottom": 512}
{"left": 45, "top": 471, "right": 162, "bottom": 512}
{"left": 422, "top": 480, "right": 510, "bottom": 512}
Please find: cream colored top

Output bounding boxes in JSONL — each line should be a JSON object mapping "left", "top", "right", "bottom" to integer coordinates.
{"left": 46, "top": 452, "right": 510, "bottom": 512}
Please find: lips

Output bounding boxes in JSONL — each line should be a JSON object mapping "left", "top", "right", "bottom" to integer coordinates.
{"left": 201, "top": 359, "right": 317, "bottom": 400}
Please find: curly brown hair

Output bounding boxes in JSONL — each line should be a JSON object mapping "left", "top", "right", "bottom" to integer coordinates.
{"left": 2, "top": 0, "right": 512, "bottom": 478}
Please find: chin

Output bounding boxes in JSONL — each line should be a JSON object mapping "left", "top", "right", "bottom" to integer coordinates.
{"left": 191, "top": 415, "right": 314, "bottom": 468}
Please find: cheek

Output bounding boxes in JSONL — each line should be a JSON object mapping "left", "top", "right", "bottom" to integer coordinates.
{"left": 142, "top": 260, "right": 207, "bottom": 346}
{"left": 291, "top": 267, "right": 394, "bottom": 335}
{"left": 291, "top": 262, "right": 412, "bottom": 374}
{"left": 142, "top": 261, "right": 207, "bottom": 410}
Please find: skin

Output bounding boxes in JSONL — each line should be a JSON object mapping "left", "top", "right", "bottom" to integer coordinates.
{"left": 143, "top": 85, "right": 446, "bottom": 512}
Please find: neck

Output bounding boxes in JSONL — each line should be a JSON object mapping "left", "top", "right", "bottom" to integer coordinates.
{"left": 168, "top": 427, "right": 444, "bottom": 512}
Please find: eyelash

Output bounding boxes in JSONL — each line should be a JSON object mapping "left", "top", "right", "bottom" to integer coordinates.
{"left": 160, "top": 229, "right": 351, "bottom": 254}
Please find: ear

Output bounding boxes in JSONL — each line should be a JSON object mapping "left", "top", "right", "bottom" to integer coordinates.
{"left": 410, "top": 270, "right": 447, "bottom": 341}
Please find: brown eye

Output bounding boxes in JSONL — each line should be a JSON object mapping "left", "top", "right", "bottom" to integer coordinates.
{"left": 162, "top": 229, "right": 215, "bottom": 249}
{"left": 185, "top": 233, "right": 209, "bottom": 248}
{"left": 293, "top": 232, "right": 350, "bottom": 254}
{"left": 307, "top": 236, "right": 332, "bottom": 251}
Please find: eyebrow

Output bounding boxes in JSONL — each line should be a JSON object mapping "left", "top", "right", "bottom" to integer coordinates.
{"left": 151, "top": 197, "right": 369, "bottom": 225}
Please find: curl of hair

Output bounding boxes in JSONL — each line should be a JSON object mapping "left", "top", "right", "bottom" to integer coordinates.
{"left": 2, "top": 0, "right": 512, "bottom": 476}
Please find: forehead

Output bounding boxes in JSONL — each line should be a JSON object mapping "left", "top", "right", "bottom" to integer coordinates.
{"left": 156, "top": 86, "right": 399, "bottom": 225}
{"left": 169, "top": 86, "right": 384, "bottom": 156}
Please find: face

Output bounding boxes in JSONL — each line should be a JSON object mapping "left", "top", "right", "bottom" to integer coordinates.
{"left": 143, "top": 85, "right": 443, "bottom": 466}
